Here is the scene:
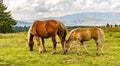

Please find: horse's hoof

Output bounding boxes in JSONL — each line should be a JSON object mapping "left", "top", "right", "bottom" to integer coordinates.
{"left": 43, "top": 50, "right": 47, "bottom": 52}
{"left": 30, "top": 49, "right": 33, "bottom": 51}
{"left": 51, "top": 52, "right": 55, "bottom": 55}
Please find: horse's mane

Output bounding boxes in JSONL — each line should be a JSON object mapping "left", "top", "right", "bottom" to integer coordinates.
{"left": 26, "top": 21, "right": 35, "bottom": 43}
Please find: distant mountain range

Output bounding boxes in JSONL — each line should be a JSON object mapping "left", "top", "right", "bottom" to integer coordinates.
{"left": 16, "top": 21, "right": 32, "bottom": 26}
{"left": 16, "top": 12, "right": 120, "bottom": 26}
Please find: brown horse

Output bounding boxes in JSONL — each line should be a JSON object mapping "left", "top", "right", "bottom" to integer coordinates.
{"left": 64, "top": 27, "right": 105, "bottom": 55}
{"left": 26, "top": 20, "right": 67, "bottom": 54}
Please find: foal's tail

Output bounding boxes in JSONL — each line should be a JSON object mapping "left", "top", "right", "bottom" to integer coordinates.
{"left": 57, "top": 21, "right": 67, "bottom": 41}
{"left": 99, "top": 28, "right": 105, "bottom": 42}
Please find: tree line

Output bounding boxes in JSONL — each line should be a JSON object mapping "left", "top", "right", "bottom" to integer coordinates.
{"left": 13, "top": 26, "right": 30, "bottom": 32}
{"left": 14, "top": 23, "right": 120, "bottom": 32}
{"left": 106, "top": 23, "right": 120, "bottom": 27}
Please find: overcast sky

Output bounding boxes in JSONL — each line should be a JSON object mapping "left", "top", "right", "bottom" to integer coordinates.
{"left": 3, "top": 0, "right": 120, "bottom": 21}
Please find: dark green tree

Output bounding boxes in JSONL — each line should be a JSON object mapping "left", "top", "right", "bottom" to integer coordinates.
{"left": 106, "top": 23, "right": 110, "bottom": 27}
{"left": 0, "top": 3, "right": 16, "bottom": 33}
{"left": 115, "top": 24, "right": 118, "bottom": 27}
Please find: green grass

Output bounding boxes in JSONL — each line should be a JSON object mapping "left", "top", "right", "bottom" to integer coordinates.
{"left": 0, "top": 28, "right": 120, "bottom": 66}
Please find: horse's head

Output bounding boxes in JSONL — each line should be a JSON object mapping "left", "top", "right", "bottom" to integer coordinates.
{"left": 25, "top": 37, "right": 34, "bottom": 51}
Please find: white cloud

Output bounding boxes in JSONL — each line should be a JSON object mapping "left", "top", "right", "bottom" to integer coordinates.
{"left": 3, "top": 0, "right": 120, "bottom": 21}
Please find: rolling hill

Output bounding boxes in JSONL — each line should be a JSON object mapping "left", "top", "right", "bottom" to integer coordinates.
{"left": 16, "top": 12, "right": 120, "bottom": 26}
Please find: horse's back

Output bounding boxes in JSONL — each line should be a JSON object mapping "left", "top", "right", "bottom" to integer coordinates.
{"left": 31, "top": 20, "right": 59, "bottom": 37}
{"left": 45, "top": 20, "right": 59, "bottom": 36}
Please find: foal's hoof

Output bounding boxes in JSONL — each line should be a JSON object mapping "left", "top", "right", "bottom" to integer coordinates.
{"left": 96, "top": 53, "right": 99, "bottom": 55}
{"left": 101, "top": 53, "right": 104, "bottom": 56}
{"left": 77, "top": 53, "right": 81, "bottom": 56}
{"left": 38, "top": 51, "right": 42, "bottom": 54}
{"left": 30, "top": 49, "right": 33, "bottom": 51}
{"left": 86, "top": 52, "right": 89, "bottom": 55}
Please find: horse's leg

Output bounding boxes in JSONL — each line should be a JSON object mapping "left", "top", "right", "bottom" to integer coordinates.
{"left": 59, "top": 36, "right": 65, "bottom": 55}
{"left": 80, "top": 41, "right": 89, "bottom": 54}
{"left": 95, "top": 40, "right": 104, "bottom": 55}
{"left": 35, "top": 36, "right": 42, "bottom": 54}
{"left": 51, "top": 36, "right": 57, "bottom": 54}
{"left": 41, "top": 38, "right": 46, "bottom": 52}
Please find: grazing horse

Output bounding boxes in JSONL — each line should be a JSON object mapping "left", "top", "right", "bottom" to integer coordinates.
{"left": 26, "top": 20, "right": 67, "bottom": 54}
{"left": 64, "top": 27, "right": 105, "bottom": 55}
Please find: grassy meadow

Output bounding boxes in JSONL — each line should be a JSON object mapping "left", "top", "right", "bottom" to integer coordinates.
{"left": 0, "top": 27, "right": 120, "bottom": 66}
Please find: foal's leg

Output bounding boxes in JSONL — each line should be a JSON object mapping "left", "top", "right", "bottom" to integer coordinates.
{"left": 99, "top": 41, "right": 104, "bottom": 55}
{"left": 95, "top": 40, "right": 99, "bottom": 55}
{"left": 95, "top": 40, "right": 104, "bottom": 55}
{"left": 76, "top": 40, "right": 81, "bottom": 55}
{"left": 41, "top": 38, "right": 46, "bottom": 52}
{"left": 81, "top": 42, "right": 89, "bottom": 54}
{"left": 51, "top": 36, "right": 57, "bottom": 54}
{"left": 35, "top": 36, "right": 42, "bottom": 54}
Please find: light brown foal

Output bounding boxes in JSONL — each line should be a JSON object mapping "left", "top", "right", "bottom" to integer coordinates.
{"left": 64, "top": 27, "right": 105, "bottom": 55}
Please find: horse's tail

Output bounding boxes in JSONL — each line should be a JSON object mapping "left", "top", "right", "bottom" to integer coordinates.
{"left": 57, "top": 21, "right": 67, "bottom": 41}
{"left": 99, "top": 28, "right": 105, "bottom": 42}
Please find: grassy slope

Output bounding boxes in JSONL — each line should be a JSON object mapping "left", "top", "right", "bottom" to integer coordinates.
{"left": 0, "top": 28, "right": 120, "bottom": 66}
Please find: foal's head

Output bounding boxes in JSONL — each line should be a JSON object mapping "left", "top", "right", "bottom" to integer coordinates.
{"left": 64, "top": 40, "right": 71, "bottom": 53}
